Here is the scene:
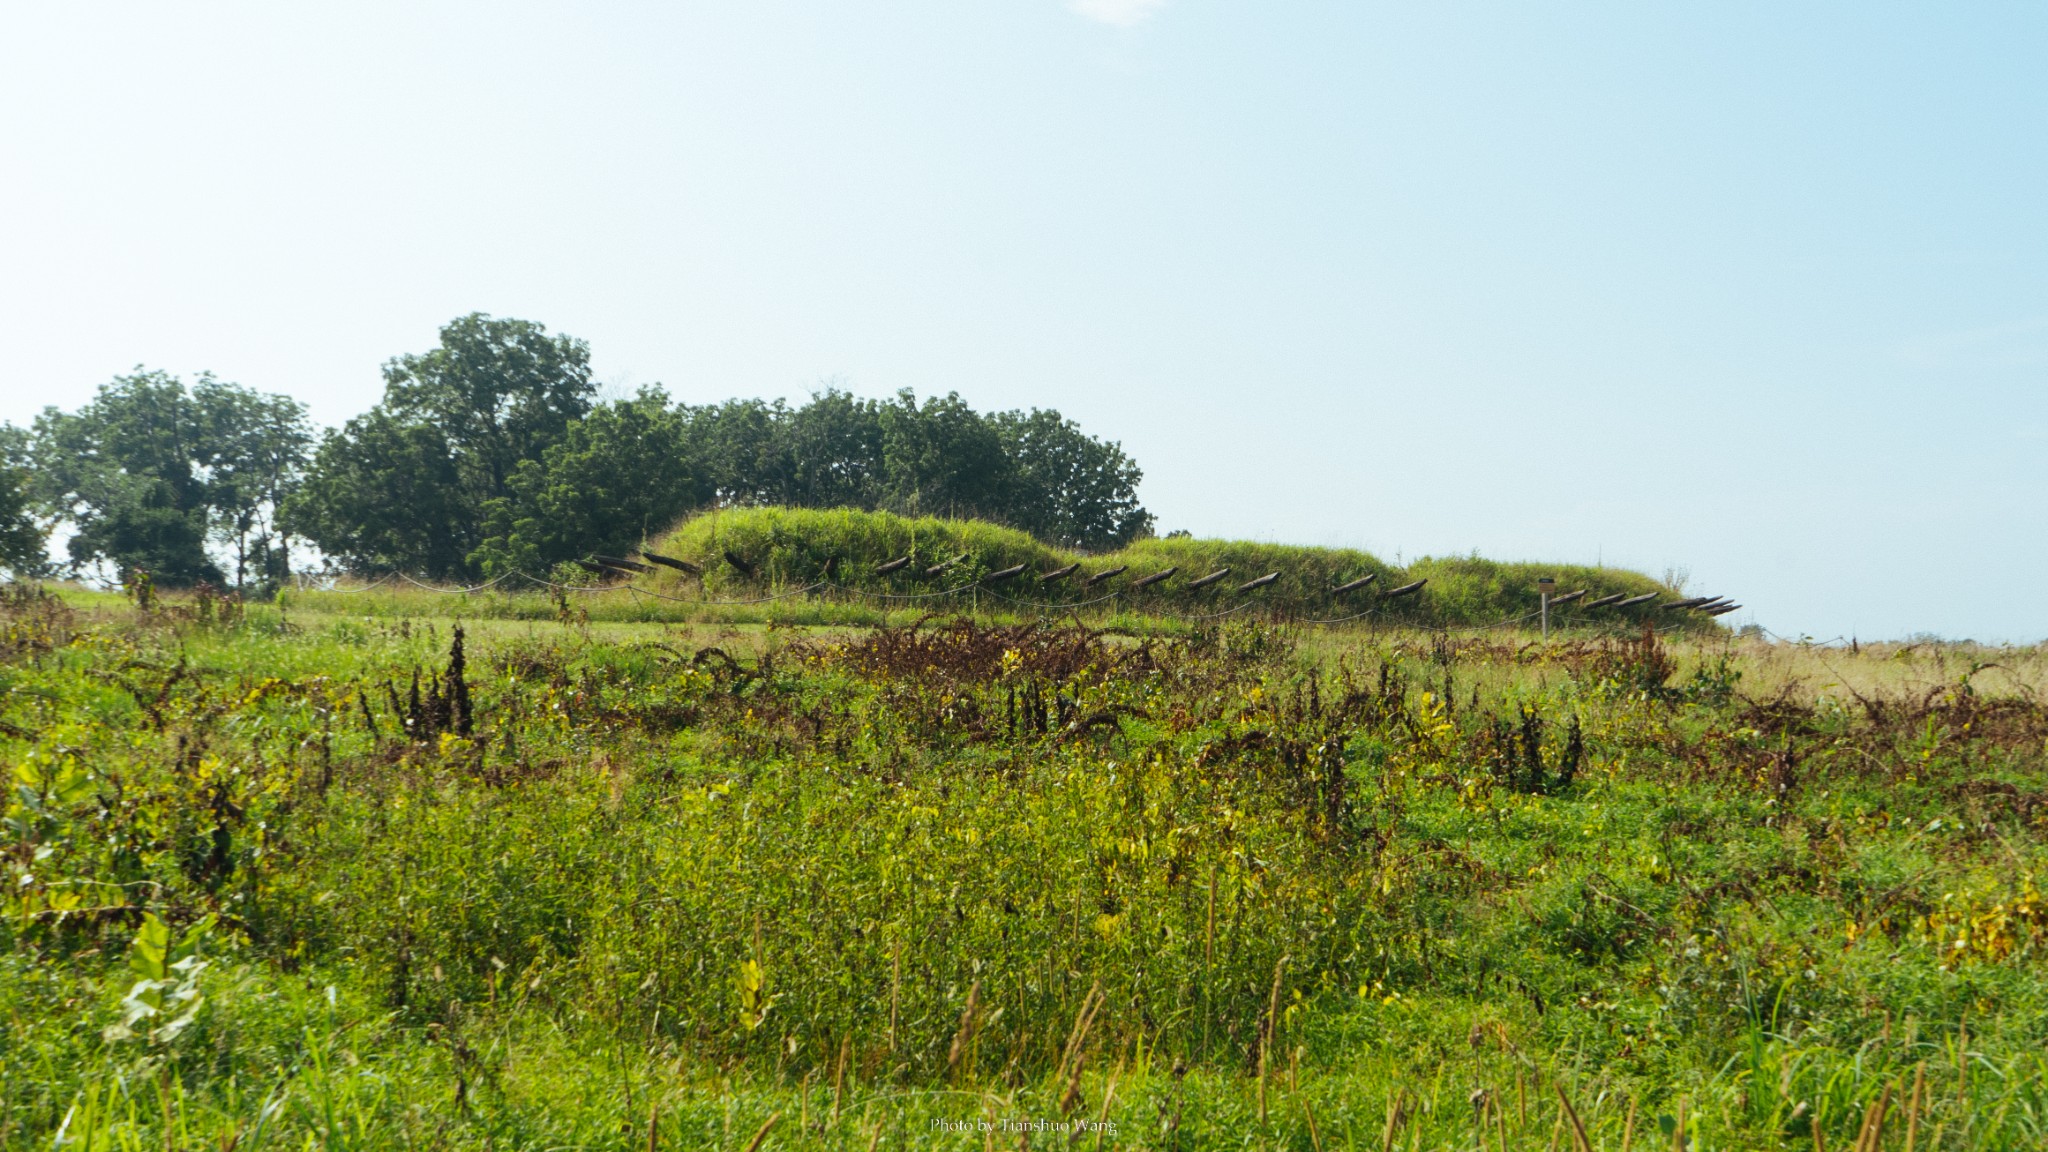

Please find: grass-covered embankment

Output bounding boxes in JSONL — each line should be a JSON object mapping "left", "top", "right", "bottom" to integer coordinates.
{"left": 648, "top": 506, "right": 1699, "bottom": 631}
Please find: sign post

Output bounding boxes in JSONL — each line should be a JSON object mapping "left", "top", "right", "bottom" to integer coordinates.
{"left": 1537, "top": 577, "right": 1555, "bottom": 641}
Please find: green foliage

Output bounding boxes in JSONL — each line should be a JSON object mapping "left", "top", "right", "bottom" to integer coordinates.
{"left": 286, "top": 313, "right": 596, "bottom": 578}
{"left": 193, "top": 375, "right": 313, "bottom": 590}
{"left": 103, "top": 911, "right": 215, "bottom": 1046}
{"left": 683, "top": 388, "right": 1153, "bottom": 550}
{"left": 0, "top": 425, "right": 48, "bottom": 577}
{"left": 285, "top": 409, "right": 471, "bottom": 577}
{"left": 683, "top": 396, "right": 798, "bottom": 505}
{"left": 7, "top": 750, "right": 95, "bottom": 846}
{"left": 776, "top": 387, "right": 890, "bottom": 508}
{"left": 380, "top": 313, "right": 596, "bottom": 499}
{"left": 873, "top": 388, "right": 1011, "bottom": 517}
{"left": 289, "top": 324, "right": 1153, "bottom": 575}
{"left": 19, "top": 369, "right": 310, "bottom": 588}
{"left": 989, "top": 407, "right": 1151, "bottom": 550}
{"left": 4, "top": 596, "right": 2048, "bottom": 1147}
{"left": 29, "top": 370, "right": 219, "bottom": 585}
{"left": 471, "top": 388, "right": 708, "bottom": 577}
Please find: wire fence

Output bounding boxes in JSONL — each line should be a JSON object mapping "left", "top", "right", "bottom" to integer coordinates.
{"left": 290, "top": 565, "right": 1737, "bottom": 636}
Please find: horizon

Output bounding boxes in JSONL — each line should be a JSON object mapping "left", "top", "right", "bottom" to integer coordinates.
{"left": 3, "top": 4, "right": 2043, "bottom": 641}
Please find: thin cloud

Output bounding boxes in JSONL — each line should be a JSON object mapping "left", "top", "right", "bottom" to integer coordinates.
{"left": 1068, "top": 0, "right": 1168, "bottom": 27}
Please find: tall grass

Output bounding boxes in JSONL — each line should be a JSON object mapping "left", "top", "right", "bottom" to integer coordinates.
{"left": 4, "top": 588, "right": 2045, "bottom": 1148}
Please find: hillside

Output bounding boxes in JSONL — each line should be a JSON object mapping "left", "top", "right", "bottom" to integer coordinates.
{"left": 643, "top": 506, "right": 1715, "bottom": 631}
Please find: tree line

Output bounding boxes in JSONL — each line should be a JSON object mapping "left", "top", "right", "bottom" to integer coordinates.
{"left": 0, "top": 313, "right": 1153, "bottom": 587}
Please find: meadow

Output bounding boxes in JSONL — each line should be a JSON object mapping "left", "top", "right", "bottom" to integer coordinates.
{"left": 4, "top": 571, "right": 2048, "bottom": 1150}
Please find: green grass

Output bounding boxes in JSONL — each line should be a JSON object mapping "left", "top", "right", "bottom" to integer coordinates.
{"left": 314, "top": 505, "right": 1698, "bottom": 634}
{"left": 3, "top": 583, "right": 2046, "bottom": 1148}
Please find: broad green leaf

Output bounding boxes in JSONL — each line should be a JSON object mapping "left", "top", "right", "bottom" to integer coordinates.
{"left": 129, "top": 912, "right": 169, "bottom": 981}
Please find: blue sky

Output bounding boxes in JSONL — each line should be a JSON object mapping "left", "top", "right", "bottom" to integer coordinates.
{"left": 2, "top": 3, "right": 2043, "bottom": 640}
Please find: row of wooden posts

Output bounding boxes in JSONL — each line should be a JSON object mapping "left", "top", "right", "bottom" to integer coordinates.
{"left": 571, "top": 548, "right": 1737, "bottom": 620}
{"left": 581, "top": 548, "right": 1426, "bottom": 600}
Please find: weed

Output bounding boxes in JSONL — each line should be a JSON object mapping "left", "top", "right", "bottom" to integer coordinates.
{"left": 0, "top": 593, "right": 2044, "bottom": 1148}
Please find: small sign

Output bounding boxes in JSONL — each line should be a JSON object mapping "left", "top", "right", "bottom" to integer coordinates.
{"left": 1537, "top": 577, "right": 1556, "bottom": 594}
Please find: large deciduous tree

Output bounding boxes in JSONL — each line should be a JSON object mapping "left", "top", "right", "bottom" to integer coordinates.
{"left": 471, "top": 389, "right": 708, "bottom": 577}
{"left": 31, "top": 370, "right": 216, "bottom": 585}
{"left": 0, "top": 425, "right": 49, "bottom": 578}
{"left": 683, "top": 398, "right": 798, "bottom": 508}
{"left": 286, "top": 314, "right": 594, "bottom": 577}
{"left": 989, "top": 408, "right": 1151, "bottom": 551}
{"left": 194, "top": 376, "right": 313, "bottom": 588}
{"left": 284, "top": 411, "right": 469, "bottom": 578}
{"left": 12, "top": 315, "right": 1155, "bottom": 584}
{"left": 779, "top": 388, "right": 888, "bottom": 509}
{"left": 875, "top": 390, "right": 1012, "bottom": 520}
{"left": 680, "top": 388, "right": 890, "bottom": 511}
{"left": 25, "top": 370, "right": 310, "bottom": 587}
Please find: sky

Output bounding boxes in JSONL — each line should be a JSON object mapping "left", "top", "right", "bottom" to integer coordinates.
{"left": 1, "top": 2, "right": 2044, "bottom": 641}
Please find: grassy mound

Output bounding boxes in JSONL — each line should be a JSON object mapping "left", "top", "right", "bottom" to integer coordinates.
{"left": 649, "top": 506, "right": 1702, "bottom": 630}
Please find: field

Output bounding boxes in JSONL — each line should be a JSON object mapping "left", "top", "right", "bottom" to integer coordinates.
{"left": 5, "top": 578, "right": 2048, "bottom": 1150}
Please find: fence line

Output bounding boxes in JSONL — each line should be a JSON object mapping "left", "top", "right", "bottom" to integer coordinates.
{"left": 288, "top": 566, "right": 1732, "bottom": 636}
{"left": 398, "top": 571, "right": 521, "bottom": 595}
{"left": 629, "top": 580, "right": 832, "bottom": 606}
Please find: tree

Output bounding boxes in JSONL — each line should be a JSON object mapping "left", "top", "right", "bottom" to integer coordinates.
{"left": 283, "top": 312, "right": 1155, "bottom": 571}
{"left": 875, "top": 390, "right": 1011, "bottom": 519}
{"left": 989, "top": 408, "right": 1152, "bottom": 551}
{"left": 27, "top": 371, "right": 312, "bottom": 588}
{"left": 662, "top": 388, "right": 1152, "bottom": 548}
{"left": 380, "top": 313, "right": 594, "bottom": 505}
{"left": 679, "top": 388, "right": 891, "bottom": 510}
{"left": 194, "top": 376, "right": 312, "bottom": 589}
{"left": 0, "top": 425, "right": 49, "bottom": 578}
{"left": 682, "top": 398, "right": 797, "bottom": 508}
{"left": 471, "top": 389, "right": 708, "bottom": 577}
{"left": 782, "top": 388, "right": 886, "bottom": 509}
{"left": 283, "top": 411, "right": 470, "bottom": 577}
{"left": 30, "top": 371, "right": 220, "bottom": 586}
{"left": 286, "top": 314, "right": 595, "bottom": 576}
